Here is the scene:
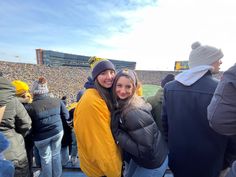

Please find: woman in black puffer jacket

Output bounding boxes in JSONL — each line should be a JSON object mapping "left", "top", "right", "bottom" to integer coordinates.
{"left": 111, "top": 69, "right": 169, "bottom": 177}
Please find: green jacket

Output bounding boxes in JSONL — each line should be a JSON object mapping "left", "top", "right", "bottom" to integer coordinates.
{"left": 146, "top": 88, "right": 164, "bottom": 133}
{"left": 0, "top": 77, "right": 15, "bottom": 106}
{"left": 0, "top": 77, "right": 32, "bottom": 176}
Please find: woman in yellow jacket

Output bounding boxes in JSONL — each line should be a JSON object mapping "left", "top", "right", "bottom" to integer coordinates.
{"left": 74, "top": 57, "right": 122, "bottom": 177}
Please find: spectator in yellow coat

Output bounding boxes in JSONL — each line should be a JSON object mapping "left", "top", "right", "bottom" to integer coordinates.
{"left": 74, "top": 56, "right": 122, "bottom": 177}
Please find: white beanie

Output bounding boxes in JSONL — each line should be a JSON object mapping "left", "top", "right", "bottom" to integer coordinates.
{"left": 188, "top": 41, "right": 223, "bottom": 69}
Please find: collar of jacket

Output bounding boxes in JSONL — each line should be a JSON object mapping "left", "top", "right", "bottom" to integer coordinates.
{"left": 33, "top": 94, "right": 48, "bottom": 101}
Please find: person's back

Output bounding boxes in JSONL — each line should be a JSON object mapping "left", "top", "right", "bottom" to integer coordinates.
{"left": 0, "top": 78, "right": 31, "bottom": 177}
{"left": 29, "top": 95, "right": 64, "bottom": 141}
{"left": 27, "top": 76, "right": 68, "bottom": 177}
{"left": 0, "top": 76, "right": 19, "bottom": 177}
{"left": 146, "top": 88, "right": 164, "bottom": 131}
{"left": 162, "top": 41, "right": 228, "bottom": 177}
{"left": 163, "top": 72, "right": 227, "bottom": 176}
{"left": 147, "top": 74, "right": 174, "bottom": 133}
{"left": 11, "top": 80, "right": 34, "bottom": 177}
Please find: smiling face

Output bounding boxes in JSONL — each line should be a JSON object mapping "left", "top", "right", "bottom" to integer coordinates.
{"left": 115, "top": 76, "right": 135, "bottom": 100}
{"left": 97, "top": 69, "right": 115, "bottom": 88}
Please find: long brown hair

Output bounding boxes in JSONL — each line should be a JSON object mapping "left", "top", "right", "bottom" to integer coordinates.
{"left": 94, "top": 79, "right": 114, "bottom": 112}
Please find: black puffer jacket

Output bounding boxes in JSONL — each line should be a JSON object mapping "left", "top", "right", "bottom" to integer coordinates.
{"left": 112, "top": 104, "right": 168, "bottom": 169}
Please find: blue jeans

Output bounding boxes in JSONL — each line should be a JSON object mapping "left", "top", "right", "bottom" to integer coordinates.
{"left": 34, "top": 131, "right": 63, "bottom": 177}
{"left": 71, "top": 129, "right": 77, "bottom": 158}
{"left": 126, "top": 156, "right": 168, "bottom": 177}
{"left": 61, "top": 146, "right": 69, "bottom": 166}
{"left": 33, "top": 146, "right": 41, "bottom": 167}
{"left": 0, "top": 159, "right": 15, "bottom": 177}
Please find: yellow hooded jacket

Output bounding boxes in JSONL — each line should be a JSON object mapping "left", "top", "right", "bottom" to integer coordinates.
{"left": 74, "top": 88, "right": 122, "bottom": 177}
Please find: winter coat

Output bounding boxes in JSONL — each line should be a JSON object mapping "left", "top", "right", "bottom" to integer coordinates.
{"left": 208, "top": 64, "right": 236, "bottom": 135}
{"left": 112, "top": 103, "right": 168, "bottom": 169}
{"left": 0, "top": 77, "right": 20, "bottom": 177}
{"left": 0, "top": 77, "right": 15, "bottom": 106}
{"left": 208, "top": 64, "right": 236, "bottom": 177}
{"left": 146, "top": 88, "right": 164, "bottom": 133}
{"left": 0, "top": 97, "right": 31, "bottom": 155}
{"left": 162, "top": 71, "right": 228, "bottom": 177}
{"left": 74, "top": 88, "right": 122, "bottom": 177}
{"left": 27, "top": 94, "right": 68, "bottom": 141}
{"left": 0, "top": 96, "right": 32, "bottom": 177}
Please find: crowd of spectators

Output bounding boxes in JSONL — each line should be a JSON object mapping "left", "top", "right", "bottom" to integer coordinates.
{"left": 1, "top": 61, "right": 88, "bottom": 104}
{"left": 0, "top": 61, "right": 223, "bottom": 104}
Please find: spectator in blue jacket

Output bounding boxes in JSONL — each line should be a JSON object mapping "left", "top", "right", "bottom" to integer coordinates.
{"left": 27, "top": 77, "right": 69, "bottom": 177}
{"left": 162, "top": 41, "right": 228, "bottom": 177}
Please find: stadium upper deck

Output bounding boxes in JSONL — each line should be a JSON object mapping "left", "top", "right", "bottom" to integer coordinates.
{"left": 36, "top": 49, "right": 136, "bottom": 70}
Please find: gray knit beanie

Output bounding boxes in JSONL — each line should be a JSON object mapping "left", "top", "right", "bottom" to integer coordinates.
{"left": 115, "top": 69, "right": 138, "bottom": 87}
{"left": 31, "top": 76, "right": 49, "bottom": 95}
{"left": 188, "top": 41, "right": 224, "bottom": 69}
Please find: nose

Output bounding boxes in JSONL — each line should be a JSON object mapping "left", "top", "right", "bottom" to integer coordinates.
{"left": 119, "top": 87, "right": 126, "bottom": 94}
{"left": 219, "top": 59, "right": 222, "bottom": 65}
{"left": 107, "top": 72, "right": 114, "bottom": 79}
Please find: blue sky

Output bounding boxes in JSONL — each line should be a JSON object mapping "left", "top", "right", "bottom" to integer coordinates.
{"left": 0, "top": 0, "right": 236, "bottom": 70}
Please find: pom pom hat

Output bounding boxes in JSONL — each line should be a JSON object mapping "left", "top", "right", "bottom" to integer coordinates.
{"left": 31, "top": 76, "right": 49, "bottom": 95}
{"left": 89, "top": 56, "right": 115, "bottom": 80}
{"left": 188, "top": 41, "right": 224, "bottom": 69}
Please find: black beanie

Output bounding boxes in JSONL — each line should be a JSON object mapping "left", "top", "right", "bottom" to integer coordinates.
{"left": 91, "top": 60, "right": 115, "bottom": 80}
{"left": 161, "top": 74, "right": 175, "bottom": 88}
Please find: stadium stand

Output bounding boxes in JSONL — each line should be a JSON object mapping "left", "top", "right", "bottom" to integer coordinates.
{"left": 36, "top": 49, "right": 136, "bottom": 70}
{"left": 0, "top": 61, "right": 222, "bottom": 104}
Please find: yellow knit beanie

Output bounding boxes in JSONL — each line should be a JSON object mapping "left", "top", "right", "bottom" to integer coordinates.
{"left": 11, "top": 80, "right": 30, "bottom": 95}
